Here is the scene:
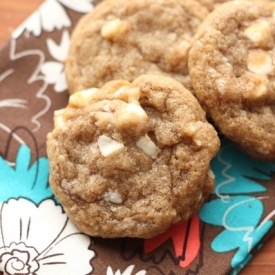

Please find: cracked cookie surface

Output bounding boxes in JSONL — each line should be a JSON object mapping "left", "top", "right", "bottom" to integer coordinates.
{"left": 47, "top": 75, "right": 220, "bottom": 238}
{"left": 189, "top": 0, "right": 275, "bottom": 161}
{"left": 65, "top": 0, "right": 208, "bottom": 94}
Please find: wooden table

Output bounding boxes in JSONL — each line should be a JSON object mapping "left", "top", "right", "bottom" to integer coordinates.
{"left": 0, "top": 0, "right": 275, "bottom": 274}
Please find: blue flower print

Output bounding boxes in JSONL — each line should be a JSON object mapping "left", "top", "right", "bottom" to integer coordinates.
{"left": 211, "top": 137, "right": 275, "bottom": 195}
{"left": 230, "top": 253, "right": 253, "bottom": 275}
{"left": 0, "top": 144, "right": 52, "bottom": 204}
{"left": 199, "top": 195, "right": 273, "bottom": 268}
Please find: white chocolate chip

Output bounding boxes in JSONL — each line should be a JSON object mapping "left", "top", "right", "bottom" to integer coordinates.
{"left": 186, "top": 121, "right": 204, "bottom": 135}
{"left": 208, "top": 169, "right": 215, "bottom": 179}
{"left": 256, "top": 147, "right": 269, "bottom": 155}
{"left": 136, "top": 134, "right": 159, "bottom": 159}
{"left": 103, "top": 104, "right": 111, "bottom": 112}
{"left": 247, "top": 50, "right": 273, "bottom": 75}
{"left": 54, "top": 116, "right": 65, "bottom": 128}
{"left": 208, "top": 67, "right": 219, "bottom": 78}
{"left": 243, "top": 75, "right": 269, "bottom": 100}
{"left": 125, "top": 103, "right": 147, "bottom": 117}
{"left": 101, "top": 18, "right": 129, "bottom": 40}
{"left": 104, "top": 190, "right": 123, "bottom": 204}
{"left": 114, "top": 86, "right": 127, "bottom": 96}
{"left": 254, "top": 82, "right": 268, "bottom": 98}
{"left": 116, "top": 103, "right": 148, "bottom": 128}
{"left": 178, "top": 40, "right": 191, "bottom": 56}
{"left": 194, "top": 138, "right": 202, "bottom": 146}
{"left": 69, "top": 88, "right": 99, "bottom": 108}
{"left": 172, "top": 215, "right": 182, "bottom": 224}
{"left": 115, "top": 102, "right": 148, "bottom": 136}
{"left": 98, "top": 135, "right": 124, "bottom": 157}
{"left": 115, "top": 86, "right": 140, "bottom": 103}
{"left": 197, "top": 192, "right": 203, "bottom": 202}
{"left": 124, "top": 87, "right": 140, "bottom": 103}
{"left": 196, "top": 40, "right": 203, "bottom": 47}
{"left": 222, "top": 56, "right": 232, "bottom": 68}
{"left": 54, "top": 109, "right": 66, "bottom": 128}
{"left": 216, "top": 78, "right": 226, "bottom": 94}
{"left": 244, "top": 21, "right": 271, "bottom": 46}
{"left": 168, "top": 32, "right": 177, "bottom": 42}
{"left": 186, "top": 121, "right": 204, "bottom": 146}
{"left": 233, "top": 1, "right": 241, "bottom": 5}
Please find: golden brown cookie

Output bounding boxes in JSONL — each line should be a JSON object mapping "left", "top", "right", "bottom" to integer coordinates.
{"left": 189, "top": 0, "right": 275, "bottom": 161}
{"left": 194, "top": 0, "right": 273, "bottom": 12}
{"left": 47, "top": 74, "right": 220, "bottom": 238}
{"left": 194, "top": 0, "right": 229, "bottom": 11}
{"left": 65, "top": 0, "right": 208, "bottom": 94}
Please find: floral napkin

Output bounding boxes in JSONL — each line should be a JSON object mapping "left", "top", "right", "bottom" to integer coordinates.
{"left": 0, "top": 0, "right": 275, "bottom": 274}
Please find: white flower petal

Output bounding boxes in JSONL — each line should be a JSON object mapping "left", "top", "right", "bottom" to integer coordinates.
{"left": 46, "top": 30, "right": 70, "bottom": 62}
{"left": 0, "top": 199, "right": 94, "bottom": 274}
{"left": 12, "top": 11, "right": 41, "bottom": 39}
{"left": 107, "top": 266, "right": 114, "bottom": 275}
{"left": 12, "top": 0, "right": 74, "bottom": 39}
{"left": 54, "top": 72, "right": 68, "bottom": 92}
{"left": 58, "top": 0, "right": 94, "bottom": 13}
{"left": 106, "top": 265, "right": 146, "bottom": 275}
{"left": 0, "top": 99, "right": 28, "bottom": 109}
{"left": 39, "top": 0, "right": 71, "bottom": 32}
{"left": 136, "top": 271, "right": 147, "bottom": 275}
{"left": 37, "top": 232, "right": 94, "bottom": 274}
{"left": 41, "top": 61, "right": 64, "bottom": 84}
{"left": 0, "top": 243, "right": 39, "bottom": 274}
{"left": 0, "top": 199, "right": 67, "bottom": 253}
{"left": 0, "top": 199, "right": 36, "bottom": 247}
{"left": 41, "top": 62, "right": 67, "bottom": 92}
{"left": 122, "top": 265, "right": 135, "bottom": 275}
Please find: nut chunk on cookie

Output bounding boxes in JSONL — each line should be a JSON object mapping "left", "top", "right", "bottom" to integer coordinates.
{"left": 47, "top": 75, "right": 220, "bottom": 238}
{"left": 189, "top": 0, "right": 275, "bottom": 161}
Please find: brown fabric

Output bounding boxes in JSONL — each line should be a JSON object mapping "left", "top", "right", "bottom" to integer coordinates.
{"left": 0, "top": 1, "right": 275, "bottom": 274}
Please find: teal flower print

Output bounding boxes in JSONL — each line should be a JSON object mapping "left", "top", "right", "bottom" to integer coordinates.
{"left": 200, "top": 137, "right": 275, "bottom": 269}
{"left": 0, "top": 144, "right": 52, "bottom": 204}
{"left": 211, "top": 137, "right": 275, "bottom": 195}
{"left": 200, "top": 195, "right": 273, "bottom": 268}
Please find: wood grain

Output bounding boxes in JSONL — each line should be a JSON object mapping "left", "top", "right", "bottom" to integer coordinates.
{"left": 0, "top": 0, "right": 43, "bottom": 46}
{"left": 0, "top": 0, "right": 275, "bottom": 274}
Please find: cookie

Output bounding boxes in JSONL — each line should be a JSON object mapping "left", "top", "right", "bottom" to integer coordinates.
{"left": 65, "top": 0, "right": 208, "bottom": 94}
{"left": 47, "top": 74, "right": 220, "bottom": 238}
{"left": 189, "top": 0, "right": 275, "bottom": 161}
{"left": 195, "top": 0, "right": 273, "bottom": 12}
{"left": 194, "top": 0, "right": 230, "bottom": 11}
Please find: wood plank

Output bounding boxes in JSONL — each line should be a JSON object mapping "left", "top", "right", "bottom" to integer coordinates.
{"left": 0, "top": 0, "right": 43, "bottom": 46}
